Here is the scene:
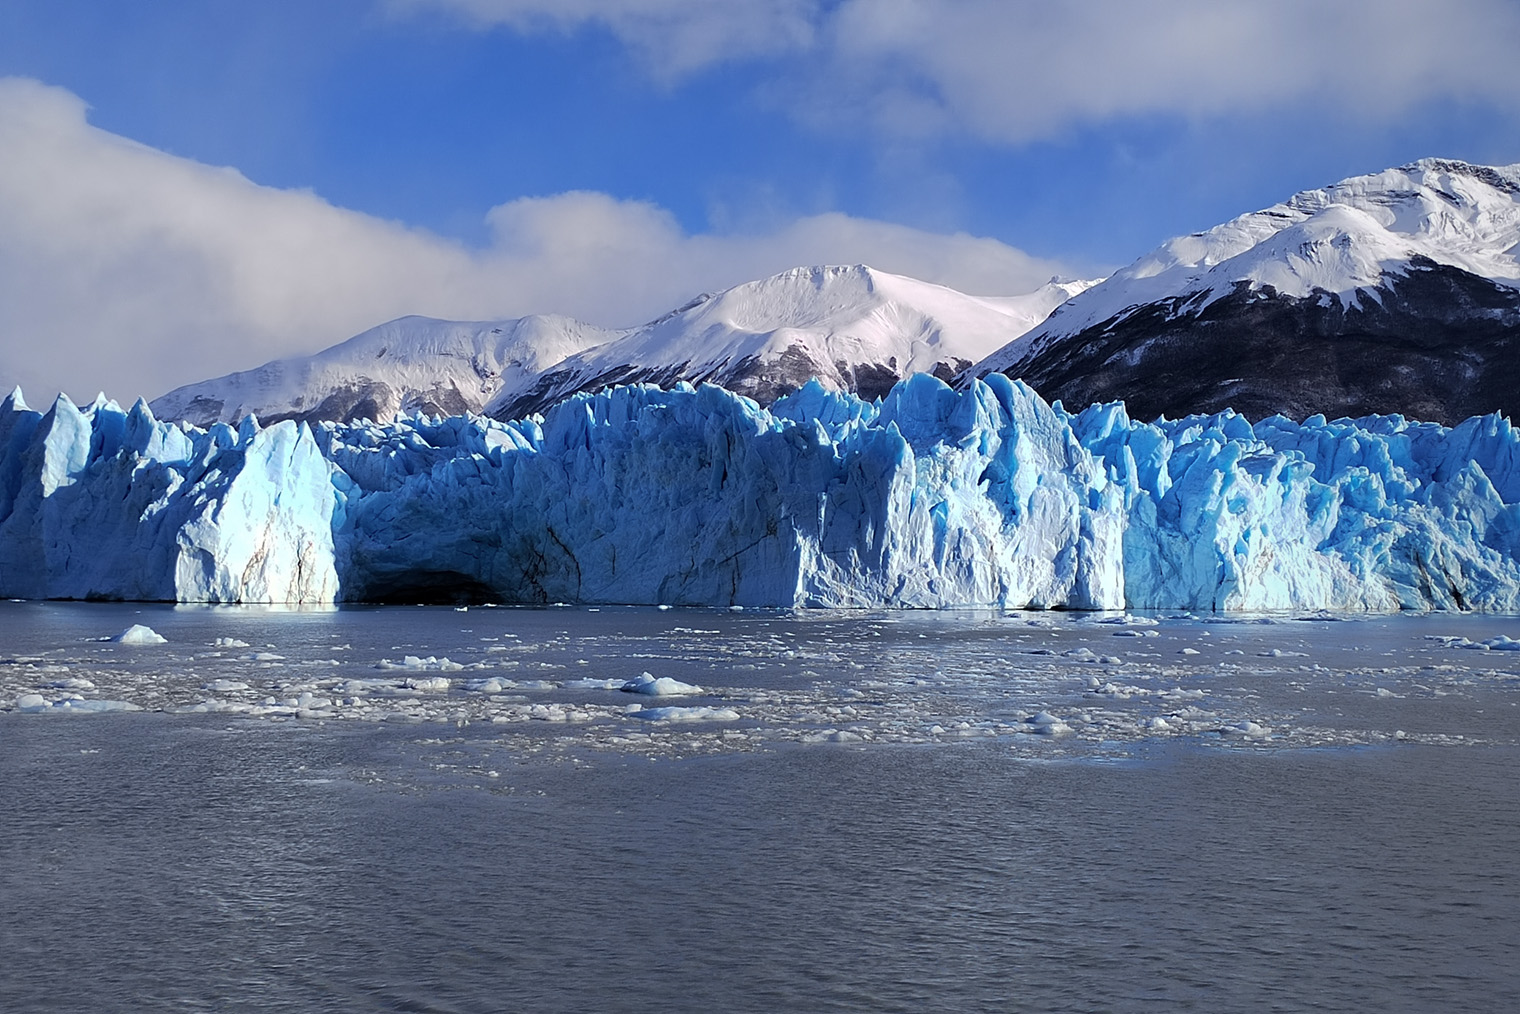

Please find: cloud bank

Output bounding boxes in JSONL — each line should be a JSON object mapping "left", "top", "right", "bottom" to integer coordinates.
{"left": 0, "top": 77, "right": 1069, "bottom": 403}
{"left": 395, "top": 0, "right": 1520, "bottom": 140}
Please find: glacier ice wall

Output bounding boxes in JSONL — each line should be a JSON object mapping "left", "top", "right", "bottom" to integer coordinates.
{"left": 3, "top": 376, "right": 1520, "bottom": 611}
{"left": 329, "top": 377, "right": 1123, "bottom": 608}
{"left": 0, "top": 390, "right": 337, "bottom": 603}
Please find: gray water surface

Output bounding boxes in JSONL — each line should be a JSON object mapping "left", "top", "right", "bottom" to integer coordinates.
{"left": 3, "top": 603, "right": 1519, "bottom": 1012}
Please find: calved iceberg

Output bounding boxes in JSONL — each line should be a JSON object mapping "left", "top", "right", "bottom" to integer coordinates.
{"left": 2, "top": 375, "right": 1519, "bottom": 611}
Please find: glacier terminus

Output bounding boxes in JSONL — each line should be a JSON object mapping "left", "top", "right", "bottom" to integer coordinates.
{"left": 4, "top": 373, "right": 1519, "bottom": 612}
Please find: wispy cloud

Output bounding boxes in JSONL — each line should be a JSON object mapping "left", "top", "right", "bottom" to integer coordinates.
{"left": 383, "top": 0, "right": 821, "bottom": 77}
{"left": 0, "top": 77, "right": 1070, "bottom": 403}
{"left": 821, "top": 0, "right": 1520, "bottom": 142}
{"left": 395, "top": 0, "right": 1520, "bottom": 140}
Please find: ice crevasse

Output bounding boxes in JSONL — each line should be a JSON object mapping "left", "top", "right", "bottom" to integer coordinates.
{"left": 2, "top": 374, "right": 1519, "bottom": 611}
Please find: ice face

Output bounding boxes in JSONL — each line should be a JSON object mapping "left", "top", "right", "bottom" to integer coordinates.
{"left": 4, "top": 375, "right": 1520, "bottom": 611}
{"left": 0, "top": 392, "right": 337, "bottom": 603}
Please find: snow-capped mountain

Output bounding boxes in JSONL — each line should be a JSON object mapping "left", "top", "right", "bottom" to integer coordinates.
{"left": 489, "top": 265, "right": 1092, "bottom": 419}
{"left": 152, "top": 265, "right": 1092, "bottom": 426}
{"left": 972, "top": 159, "right": 1520, "bottom": 424}
{"left": 151, "top": 315, "right": 618, "bottom": 427}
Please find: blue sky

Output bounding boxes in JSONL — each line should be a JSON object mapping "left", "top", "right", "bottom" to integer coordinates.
{"left": 1, "top": 0, "right": 1518, "bottom": 400}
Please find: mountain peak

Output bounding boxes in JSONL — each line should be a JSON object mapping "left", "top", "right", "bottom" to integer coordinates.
{"left": 150, "top": 264, "right": 1094, "bottom": 427}
{"left": 970, "top": 158, "right": 1520, "bottom": 424}
{"left": 486, "top": 263, "right": 1099, "bottom": 418}
{"left": 979, "top": 157, "right": 1520, "bottom": 373}
{"left": 1400, "top": 157, "right": 1520, "bottom": 194}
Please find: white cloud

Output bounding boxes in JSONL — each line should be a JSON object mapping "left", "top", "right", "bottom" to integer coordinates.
{"left": 0, "top": 78, "right": 1070, "bottom": 404}
{"left": 822, "top": 0, "right": 1520, "bottom": 142}
{"left": 397, "top": 0, "right": 1520, "bottom": 141}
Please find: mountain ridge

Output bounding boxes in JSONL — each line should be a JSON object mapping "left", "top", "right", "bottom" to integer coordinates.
{"left": 152, "top": 265, "right": 1093, "bottom": 426}
{"left": 148, "top": 157, "right": 1520, "bottom": 429}
{"left": 968, "top": 158, "right": 1520, "bottom": 423}
{"left": 487, "top": 265, "right": 1092, "bottom": 419}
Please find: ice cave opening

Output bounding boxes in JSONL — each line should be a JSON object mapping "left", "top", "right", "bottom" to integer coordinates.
{"left": 358, "top": 572, "right": 501, "bottom": 606}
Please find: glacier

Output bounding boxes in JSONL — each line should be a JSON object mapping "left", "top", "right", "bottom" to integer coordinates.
{"left": 2, "top": 375, "right": 1520, "bottom": 612}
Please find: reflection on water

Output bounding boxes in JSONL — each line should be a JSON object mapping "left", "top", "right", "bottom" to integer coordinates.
{"left": 3, "top": 603, "right": 1520, "bottom": 1011}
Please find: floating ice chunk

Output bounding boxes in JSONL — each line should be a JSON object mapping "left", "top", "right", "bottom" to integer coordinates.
{"left": 377, "top": 655, "right": 464, "bottom": 671}
{"left": 112, "top": 624, "right": 167, "bottom": 644}
{"left": 513, "top": 703, "right": 589, "bottom": 722}
{"left": 464, "top": 677, "right": 517, "bottom": 693}
{"left": 563, "top": 677, "right": 627, "bottom": 690}
{"left": 48, "top": 677, "right": 95, "bottom": 690}
{"left": 401, "top": 676, "right": 451, "bottom": 692}
{"left": 620, "top": 672, "right": 704, "bottom": 696}
{"left": 339, "top": 677, "right": 402, "bottom": 695}
{"left": 1025, "top": 711, "right": 1072, "bottom": 736}
{"left": 239, "top": 651, "right": 285, "bottom": 662}
{"left": 801, "top": 727, "right": 864, "bottom": 743}
{"left": 634, "top": 705, "right": 740, "bottom": 722}
{"left": 14, "top": 693, "right": 141, "bottom": 713}
{"left": 1089, "top": 682, "right": 1151, "bottom": 699}
{"left": 213, "top": 637, "right": 252, "bottom": 648}
{"left": 55, "top": 698, "right": 142, "bottom": 713}
{"left": 1223, "top": 720, "right": 1272, "bottom": 740}
{"left": 1430, "top": 636, "right": 1515, "bottom": 651}
{"left": 202, "top": 679, "right": 251, "bottom": 692}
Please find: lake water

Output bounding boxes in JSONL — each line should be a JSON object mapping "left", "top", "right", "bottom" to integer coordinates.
{"left": 3, "top": 602, "right": 1520, "bottom": 1012}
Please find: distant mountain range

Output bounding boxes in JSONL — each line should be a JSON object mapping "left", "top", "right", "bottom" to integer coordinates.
{"left": 151, "top": 158, "right": 1520, "bottom": 428}
{"left": 152, "top": 266, "right": 1092, "bottom": 427}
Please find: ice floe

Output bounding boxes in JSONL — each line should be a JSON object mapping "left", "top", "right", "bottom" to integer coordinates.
{"left": 112, "top": 624, "right": 167, "bottom": 645}
{"left": 620, "top": 673, "right": 704, "bottom": 696}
